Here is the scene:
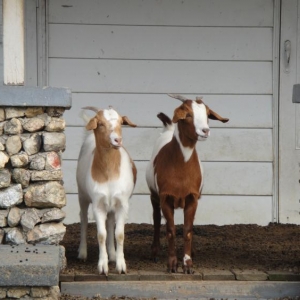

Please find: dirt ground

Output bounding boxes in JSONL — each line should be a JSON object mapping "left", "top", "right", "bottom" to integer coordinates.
{"left": 61, "top": 222, "right": 300, "bottom": 274}
{"left": 60, "top": 222, "right": 300, "bottom": 300}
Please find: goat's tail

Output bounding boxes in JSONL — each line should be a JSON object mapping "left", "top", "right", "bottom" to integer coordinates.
{"left": 157, "top": 112, "right": 174, "bottom": 132}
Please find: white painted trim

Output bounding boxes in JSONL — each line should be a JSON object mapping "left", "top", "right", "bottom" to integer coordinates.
{"left": 3, "top": 0, "right": 25, "bottom": 85}
{"left": 272, "top": 0, "right": 281, "bottom": 223}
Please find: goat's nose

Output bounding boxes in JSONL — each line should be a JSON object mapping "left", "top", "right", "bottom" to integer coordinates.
{"left": 202, "top": 128, "right": 210, "bottom": 135}
{"left": 114, "top": 137, "right": 122, "bottom": 145}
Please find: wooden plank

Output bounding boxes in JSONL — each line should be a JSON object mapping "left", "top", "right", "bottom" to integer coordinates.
{"left": 65, "top": 94, "right": 273, "bottom": 128}
{"left": 63, "top": 127, "right": 273, "bottom": 161}
{"left": 49, "top": 25, "right": 272, "bottom": 61}
{"left": 63, "top": 194, "right": 273, "bottom": 226}
{"left": 61, "top": 280, "right": 300, "bottom": 299}
{"left": 49, "top": 0, "right": 273, "bottom": 27}
{"left": 49, "top": 59, "right": 272, "bottom": 94}
{"left": 62, "top": 160, "right": 273, "bottom": 195}
{"left": 3, "top": 0, "right": 24, "bottom": 85}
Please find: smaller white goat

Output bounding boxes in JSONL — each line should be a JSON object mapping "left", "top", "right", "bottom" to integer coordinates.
{"left": 76, "top": 106, "right": 137, "bottom": 275}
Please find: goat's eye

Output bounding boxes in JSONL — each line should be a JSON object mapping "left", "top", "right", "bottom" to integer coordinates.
{"left": 186, "top": 113, "right": 192, "bottom": 118}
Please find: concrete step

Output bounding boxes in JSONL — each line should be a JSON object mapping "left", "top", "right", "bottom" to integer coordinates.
{"left": 0, "top": 244, "right": 64, "bottom": 287}
{"left": 60, "top": 280, "right": 300, "bottom": 299}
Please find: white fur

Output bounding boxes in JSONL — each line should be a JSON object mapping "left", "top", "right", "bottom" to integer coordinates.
{"left": 77, "top": 110, "right": 135, "bottom": 275}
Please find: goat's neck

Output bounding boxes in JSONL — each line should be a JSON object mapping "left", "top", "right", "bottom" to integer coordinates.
{"left": 91, "top": 142, "right": 121, "bottom": 183}
{"left": 174, "top": 125, "right": 196, "bottom": 163}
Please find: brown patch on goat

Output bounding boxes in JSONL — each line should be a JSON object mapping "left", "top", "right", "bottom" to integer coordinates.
{"left": 154, "top": 136, "right": 201, "bottom": 203}
{"left": 92, "top": 149, "right": 121, "bottom": 183}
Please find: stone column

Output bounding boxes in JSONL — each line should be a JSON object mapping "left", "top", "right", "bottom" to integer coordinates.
{"left": 0, "top": 86, "right": 71, "bottom": 246}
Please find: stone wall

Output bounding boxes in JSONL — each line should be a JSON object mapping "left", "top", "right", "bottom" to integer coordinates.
{"left": 0, "top": 105, "right": 67, "bottom": 246}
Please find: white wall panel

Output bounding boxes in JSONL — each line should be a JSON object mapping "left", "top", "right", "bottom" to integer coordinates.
{"left": 65, "top": 94, "right": 273, "bottom": 128}
{"left": 49, "top": 59, "right": 272, "bottom": 94}
{"left": 64, "top": 127, "right": 273, "bottom": 161}
{"left": 49, "top": 25, "right": 272, "bottom": 61}
{"left": 64, "top": 194, "right": 273, "bottom": 226}
{"left": 63, "top": 160, "right": 273, "bottom": 196}
{"left": 49, "top": 0, "right": 273, "bottom": 27}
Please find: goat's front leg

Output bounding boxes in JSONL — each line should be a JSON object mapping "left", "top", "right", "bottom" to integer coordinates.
{"left": 161, "top": 195, "right": 177, "bottom": 273}
{"left": 151, "top": 192, "right": 161, "bottom": 262}
{"left": 93, "top": 200, "right": 109, "bottom": 275}
{"left": 114, "top": 198, "right": 128, "bottom": 274}
{"left": 182, "top": 196, "right": 198, "bottom": 274}
{"left": 106, "top": 212, "right": 116, "bottom": 262}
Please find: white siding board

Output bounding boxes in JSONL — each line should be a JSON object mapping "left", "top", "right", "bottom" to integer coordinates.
{"left": 49, "top": 0, "right": 273, "bottom": 27}
{"left": 49, "top": 25, "right": 273, "bottom": 61}
{"left": 63, "top": 194, "right": 273, "bottom": 226}
{"left": 65, "top": 94, "right": 273, "bottom": 128}
{"left": 49, "top": 59, "right": 272, "bottom": 94}
{"left": 64, "top": 127, "right": 273, "bottom": 162}
{"left": 62, "top": 160, "right": 273, "bottom": 196}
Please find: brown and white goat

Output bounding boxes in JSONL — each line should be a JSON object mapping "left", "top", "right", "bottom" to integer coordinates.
{"left": 76, "top": 106, "right": 137, "bottom": 275}
{"left": 146, "top": 94, "right": 229, "bottom": 273}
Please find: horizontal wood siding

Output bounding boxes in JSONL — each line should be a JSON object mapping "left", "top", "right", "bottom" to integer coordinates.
{"left": 49, "top": 60, "right": 272, "bottom": 94}
{"left": 49, "top": 0, "right": 273, "bottom": 27}
{"left": 65, "top": 94, "right": 273, "bottom": 128}
{"left": 64, "top": 194, "right": 273, "bottom": 226}
{"left": 48, "top": 0, "right": 275, "bottom": 225}
{"left": 63, "top": 160, "right": 273, "bottom": 196}
{"left": 64, "top": 128, "right": 273, "bottom": 161}
{"left": 49, "top": 25, "right": 273, "bottom": 61}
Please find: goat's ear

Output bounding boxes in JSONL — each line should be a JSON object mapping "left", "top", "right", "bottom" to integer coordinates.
{"left": 122, "top": 116, "right": 137, "bottom": 127}
{"left": 172, "top": 106, "right": 187, "bottom": 123}
{"left": 86, "top": 117, "right": 98, "bottom": 130}
{"left": 207, "top": 108, "right": 229, "bottom": 123}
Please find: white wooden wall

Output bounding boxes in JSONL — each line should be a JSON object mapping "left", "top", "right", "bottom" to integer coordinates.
{"left": 48, "top": 0, "right": 275, "bottom": 225}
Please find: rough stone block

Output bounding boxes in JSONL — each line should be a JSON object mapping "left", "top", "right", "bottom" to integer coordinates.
{"left": 25, "top": 107, "right": 44, "bottom": 118}
{"left": 12, "top": 168, "right": 30, "bottom": 188}
{"left": 7, "top": 287, "right": 30, "bottom": 298}
{"left": 0, "top": 244, "right": 62, "bottom": 286}
{"left": 24, "top": 181, "right": 66, "bottom": 208}
{"left": 20, "top": 208, "right": 40, "bottom": 231}
{"left": 0, "top": 108, "right": 5, "bottom": 122}
{"left": 23, "top": 133, "right": 42, "bottom": 155}
{"left": 31, "top": 170, "right": 63, "bottom": 181}
{"left": 43, "top": 132, "right": 66, "bottom": 152}
{"left": 0, "top": 151, "right": 9, "bottom": 169}
{"left": 5, "top": 135, "right": 22, "bottom": 155}
{"left": 0, "top": 287, "right": 6, "bottom": 298}
{"left": 5, "top": 107, "right": 26, "bottom": 119}
{"left": 0, "top": 169, "right": 11, "bottom": 188}
{"left": 10, "top": 152, "right": 29, "bottom": 168}
{"left": 0, "top": 229, "right": 4, "bottom": 244}
{"left": 46, "top": 107, "right": 65, "bottom": 117}
{"left": 45, "top": 117, "right": 65, "bottom": 132}
{"left": 45, "top": 152, "right": 61, "bottom": 170}
{"left": 30, "top": 286, "right": 50, "bottom": 298}
{"left": 27, "top": 222, "right": 66, "bottom": 245}
{"left": 41, "top": 208, "right": 66, "bottom": 223}
{"left": 0, "top": 210, "right": 8, "bottom": 227}
{"left": 4, "top": 118, "right": 23, "bottom": 134}
{"left": 22, "top": 117, "right": 45, "bottom": 132}
{"left": 0, "top": 184, "right": 23, "bottom": 208}
{"left": 0, "top": 143, "right": 4, "bottom": 151}
{"left": 5, "top": 227, "right": 26, "bottom": 244}
{"left": 29, "top": 154, "right": 46, "bottom": 170}
{"left": 7, "top": 207, "right": 21, "bottom": 227}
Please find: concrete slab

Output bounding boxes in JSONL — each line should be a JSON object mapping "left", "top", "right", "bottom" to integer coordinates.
{"left": 0, "top": 86, "right": 72, "bottom": 108}
{"left": 201, "top": 268, "right": 235, "bottom": 281}
{"left": 0, "top": 244, "right": 61, "bottom": 286}
{"left": 61, "top": 280, "right": 300, "bottom": 299}
{"left": 267, "top": 270, "right": 300, "bottom": 281}
{"left": 231, "top": 269, "right": 268, "bottom": 281}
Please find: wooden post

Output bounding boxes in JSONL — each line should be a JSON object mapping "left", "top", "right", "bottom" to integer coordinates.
{"left": 3, "top": 0, "right": 25, "bottom": 85}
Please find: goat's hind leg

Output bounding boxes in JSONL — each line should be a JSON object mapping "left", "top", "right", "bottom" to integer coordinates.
{"left": 151, "top": 192, "right": 161, "bottom": 262}
{"left": 78, "top": 193, "right": 89, "bottom": 261}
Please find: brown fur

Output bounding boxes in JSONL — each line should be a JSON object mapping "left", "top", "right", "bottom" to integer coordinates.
{"left": 150, "top": 98, "right": 228, "bottom": 274}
